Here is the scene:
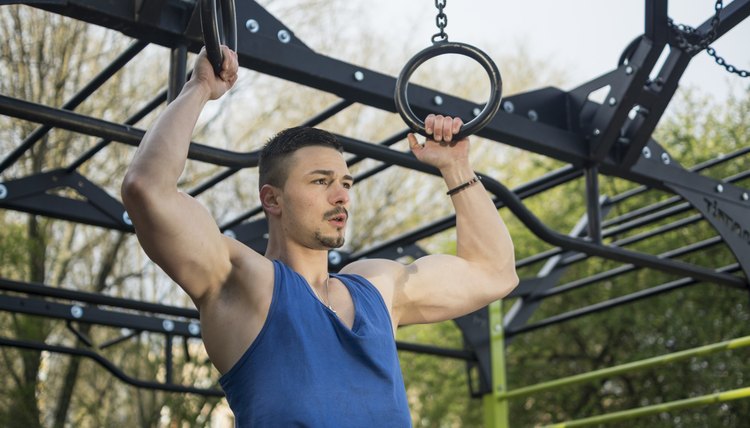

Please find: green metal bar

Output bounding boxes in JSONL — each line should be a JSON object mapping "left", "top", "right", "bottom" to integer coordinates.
{"left": 483, "top": 300, "right": 509, "bottom": 428}
{"left": 498, "top": 335, "right": 750, "bottom": 401}
{"left": 543, "top": 386, "right": 750, "bottom": 427}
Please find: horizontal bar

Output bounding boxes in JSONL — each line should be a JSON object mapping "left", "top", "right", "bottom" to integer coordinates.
{"left": 508, "top": 264, "right": 740, "bottom": 337}
{"left": 0, "top": 94, "right": 259, "bottom": 168}
{"left": 396, "top": 341, "right": 476, "bottom": 361}
{"left": 0, "top": 277, "right": 198, "bottom": 319}
{"left": 500, "top": 335, "right": 750, "bottom": 401}
{"left": 544, "top": 386, "right": 750, "bottom": 427}
{"left": 0, "top": 336, "right": 223, "bottom": 397}
{"left": 0, "top": 40, "right": 149, "bottom": 174}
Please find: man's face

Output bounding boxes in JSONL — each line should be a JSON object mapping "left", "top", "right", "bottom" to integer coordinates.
{"left": 278, "top": 146, "right": 353, "bottom": 250}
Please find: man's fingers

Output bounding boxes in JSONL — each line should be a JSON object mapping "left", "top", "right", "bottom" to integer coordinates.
{"left": 443, "top": 116, "right": 454, "bottom": 142}
{"left": 432, "top": 115, "right": 444, "bottom": 141}
{"left": 452, "top": 117, "right": 462, "bottom": 135}
{"left": 425, "top": 114, "right": 436, "bottom": 136}
{"left": 407, "top": 133, "right": 421, "bottom": 151}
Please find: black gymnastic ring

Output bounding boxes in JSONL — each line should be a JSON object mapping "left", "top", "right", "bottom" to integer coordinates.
{"left": 394, "top": 41, "right": 502, "bottom": 140}
{"left": 200, "top": 0, "right": 237, "bottom": 75}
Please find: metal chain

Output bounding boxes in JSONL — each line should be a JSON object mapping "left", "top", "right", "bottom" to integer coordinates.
{"left": 431, "top": 0, "right": 448, "bottom": 44}
{"left": 667, "top": 0, "right": 748, "bottom": 77}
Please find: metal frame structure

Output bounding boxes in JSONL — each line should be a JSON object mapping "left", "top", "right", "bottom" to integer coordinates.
{"left": 1, "top": 0, "right": 749, "bottom": 422}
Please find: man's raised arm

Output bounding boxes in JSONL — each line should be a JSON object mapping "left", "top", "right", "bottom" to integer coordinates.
{"left": 386, "top": 115, "right": 519, "bottom": 325}
{"left": 121, "top": 47, "right": 242, "bottom": 305}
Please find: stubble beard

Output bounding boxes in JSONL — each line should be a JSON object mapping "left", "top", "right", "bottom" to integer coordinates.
{"left": 315, "top": 230, "right": 345, "bottom": 249}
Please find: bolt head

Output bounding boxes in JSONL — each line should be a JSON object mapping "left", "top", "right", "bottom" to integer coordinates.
{"left": 0, "top": 183, "right": 7, "bottom": 199}
{"left": 625, "top": 65, "right": 634, "bottom": 75}
{"left": 741, "top": 192, "right": 749, "bottom": 201}
{"left": 661, "top": 152, "right": 670, "bottom": 164}
{"left": 592, "top": 128, "right": 601, "bottom": 136}
{"left": 433, "top": 95, "right": 444, "bottom": 106}
{"left": 642, "top": 147, "right": 652, "bottom": 158}
{"left": 716, "top": 184, "right": 724, "bottom": 193}
{"left": 122, "top": 211, "right": 132, "bottom": 226}
{"left": 353, "top": 70, "right": 364, "bottom": 81}
{"left": 223, "top": 229, "right": 236, "bottom": 239}
{"left": 277, "top": 29, "right": 291, "bottom": 43}
{"left": 71, "top": 305, "right": 84, "bottom": 319}
{"left": 527, "top": 110, "right": 538, "bottom": 121}
{"left": 188, "top": 322, "right": 201, "bottom": 336}
{"left": 608, "top": 97, "right": 617, "bottom": 106}
{"left": 328, "top": 250, "right": 342, "bottom": 265}
{"left": 162, "top": 319, "right": 175, "bottom": 332}
{"left": 245, "top": 19, "right": 259, "bottom": 33}
{"left": 502, "top": 101, "right": 514, "bottom": 113}
{"left": 472, "top": 107, "right": 481, "bottom": 117}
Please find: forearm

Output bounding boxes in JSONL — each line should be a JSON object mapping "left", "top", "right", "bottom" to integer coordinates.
{"left": 441, "top": 162, "right": 516, "bottom": 271}
{"left": 124, "top": 80, "right": 211, "bottom": 192}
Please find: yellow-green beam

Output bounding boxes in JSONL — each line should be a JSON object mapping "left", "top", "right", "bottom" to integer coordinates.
{"left": 483, "top": 300, "right": 509, "bottom": 428}
{"left": 543, "top": 386, "right": 750, "bottom": 427}
{"left": 498, "top": 335, "right": 750, "bottom": 401}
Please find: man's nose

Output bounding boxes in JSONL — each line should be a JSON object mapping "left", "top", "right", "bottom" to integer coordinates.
{"left": 331, "top": 183, "right": 350, "bottom": 205}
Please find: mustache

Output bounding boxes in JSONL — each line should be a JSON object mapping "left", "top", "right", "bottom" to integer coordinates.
{"left": 323, "top": 207, "right": 348, "bottom": 220}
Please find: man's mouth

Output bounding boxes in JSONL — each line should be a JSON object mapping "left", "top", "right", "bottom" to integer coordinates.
{"left": 325, "top": 209, "right": 348, "bottom": 227}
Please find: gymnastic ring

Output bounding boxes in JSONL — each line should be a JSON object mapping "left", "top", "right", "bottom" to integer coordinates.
{"left": 200, "top": 0, "right": 237, "bottom": 75}
{"left": 394, "top": 41, "right": 502, "bottom": 140}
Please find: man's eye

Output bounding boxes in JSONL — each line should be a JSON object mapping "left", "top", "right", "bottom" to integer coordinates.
{"left": 314, "top": 179, "right": 327, "bottom": 185}
{"left": 343, "top": 183, "right": 352, "bottom": 189}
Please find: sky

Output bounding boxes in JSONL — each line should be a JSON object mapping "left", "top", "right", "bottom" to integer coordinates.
{"left": 353, "top": 0, "right": 750, "bottom": 102}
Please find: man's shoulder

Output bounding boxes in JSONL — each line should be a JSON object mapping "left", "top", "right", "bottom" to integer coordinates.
{"left": 339, "top": 258, "right": 402, "bottom": 277}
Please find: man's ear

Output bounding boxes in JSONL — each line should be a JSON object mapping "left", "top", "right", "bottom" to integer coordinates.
{"left": 260, "top": 184, "right": 282, "bottom": 216}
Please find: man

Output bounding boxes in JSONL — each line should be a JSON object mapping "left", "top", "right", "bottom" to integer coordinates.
{"left": 121, "top": 46, "right": 518, "bottom": 427}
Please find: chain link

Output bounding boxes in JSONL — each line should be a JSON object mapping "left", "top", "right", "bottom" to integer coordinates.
{"left": 431, "top": 0, "right": 448, "bottom": 44}
{"left": 667, "top": 0, "right": 748, "bottom": 77}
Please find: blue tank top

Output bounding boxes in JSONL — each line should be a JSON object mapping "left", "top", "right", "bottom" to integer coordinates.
{"left": 219, "top": 260, "right": 412, "bottom": 427}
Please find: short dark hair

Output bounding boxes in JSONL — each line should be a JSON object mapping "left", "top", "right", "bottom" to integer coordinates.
{"left": 258, "top": 126, "right": 343, "bottom": 189}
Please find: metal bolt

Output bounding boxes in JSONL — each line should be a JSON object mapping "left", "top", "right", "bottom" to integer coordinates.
{"left": 527, "top": 110, "right": 538, "bottom": 121}
{"left": 472, "top": 107, "right": 481, "bottom": 117}
{"left": 162, "top": 319, "right": 175, "bottom": 332}
{"left": 122, "top": 211, "right": 132, "bottom": 226}
{"left": 625, "top": 65, "right": 634, "bottom": 75}
{"left": 0, "top": 184, "right": 7, "bottom": 199}
{"left": 71, "top": 305, "right": 83, "bottom": 319}
{"left": 716, "top": 184, "right": 724, "bottom": 193}
{"left": 328, "top": 250, "right": 342, "bottom": 265}
{"left": 741, "top": 192, "right": 749, "bottom": 201}
{"left": 262, "top": 233, "right": 269, "bottom": 240}
{"left": 188, "top": 322, "right": 201, "bottom": 336}
{"left": 397, "top": 247, "right": 404, "bottom": 254}
{"left": 661, "top": 152, "right": 671, "bottom": 165}
{"left": 277, "top": 29, "right": 291, "bottom": 43}
{"left": 592, "top": 128, "right": 601, "bottom": 136}
{"left": 433, "top": 95, "right": 443, "bottom": 106}
{"left": 245, "top": 19, "right": 259, "bottom": 33}
{"left": 608, "top": 97, "right": 617, "bottom": 106}
{"left": 353, "top": 70, "right": 364, "bottom": 81}
{"left": 493, "top": 323, "right": 502, "bottom": 332}
{"left": 223, "top": 229, "right": 236, "bottom": 239}
{"left": 502, "top": 100, "right": 514, "bottom": 113}
{"left": 642, "top": 147, "right": 651, "bottom": 159}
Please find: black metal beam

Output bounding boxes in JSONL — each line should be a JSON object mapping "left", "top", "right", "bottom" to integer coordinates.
{"left": 0, "top": 336, "right": 223, "bottom": 397}
{"left": 0, "top": 39, "right": 148, "bottom": 174}
{"left": 506, "top": 264, "right": 742, "bottom": 337}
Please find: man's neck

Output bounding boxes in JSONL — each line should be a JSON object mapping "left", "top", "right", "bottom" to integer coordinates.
{"left": 265, "top": 241, "right": 330, "bottom": 287}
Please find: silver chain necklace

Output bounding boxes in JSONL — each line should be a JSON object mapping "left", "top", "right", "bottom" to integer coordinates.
{"left": 312, "top": 275, "right": 336, "bottom": 314}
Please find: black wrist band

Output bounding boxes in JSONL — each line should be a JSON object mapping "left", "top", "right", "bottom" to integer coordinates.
{"left": 447, "top": 176, "right": 481, "bottom": 196}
